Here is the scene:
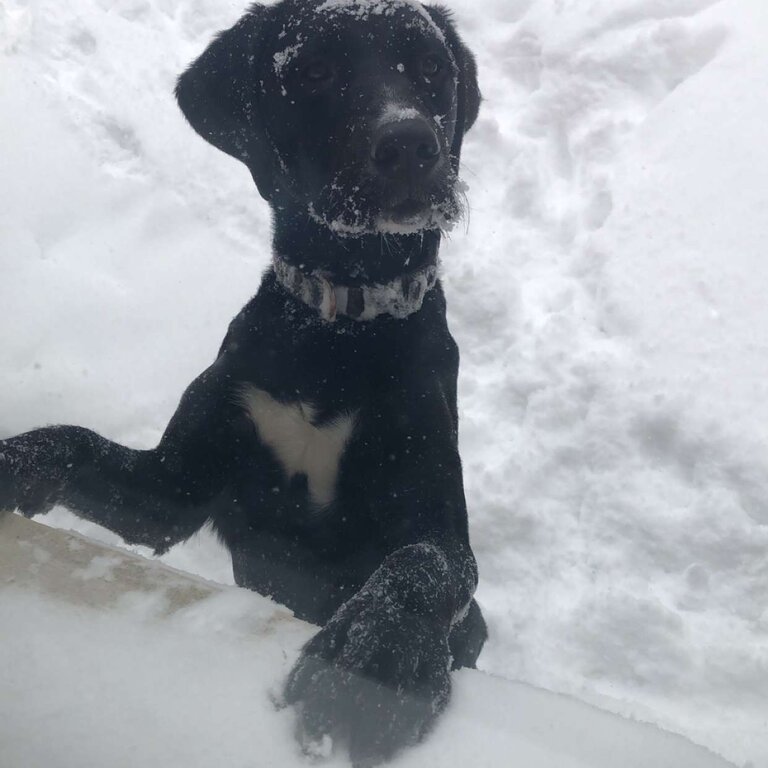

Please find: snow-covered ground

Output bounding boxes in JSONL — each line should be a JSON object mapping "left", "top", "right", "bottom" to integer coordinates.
{"left": 1, "top": 0, "right": 767, "bottom": 766}
{"left": 1, "top": 513, "right": 736, "bottom": 768}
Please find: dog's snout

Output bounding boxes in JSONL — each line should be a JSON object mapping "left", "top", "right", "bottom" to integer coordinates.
{"left": 371, "top": 118, "right": 442, "bottom": 179}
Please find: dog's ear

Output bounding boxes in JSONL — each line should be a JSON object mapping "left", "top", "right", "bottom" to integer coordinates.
{"left": 424, "top": 5, "right": 481, "bottom": 158}
{"left": 175, "top": 4, "right": 276, "bottom": 200}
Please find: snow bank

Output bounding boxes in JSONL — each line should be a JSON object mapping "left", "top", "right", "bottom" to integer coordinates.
{"left": 1, "top": 0, "right": 767, "bottom": 765}
{"left": 0, "top": 514, "right": 735, "bottom": 768}
{"left": 443, "top": 2, "right": 768, "bottom": 764}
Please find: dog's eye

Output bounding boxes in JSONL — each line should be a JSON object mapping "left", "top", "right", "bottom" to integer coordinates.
{"left": 303, "top": 58, "right": 334, "bottom": 84}
{"left": 420, "top": 55, "right": 443, "bottom": 79}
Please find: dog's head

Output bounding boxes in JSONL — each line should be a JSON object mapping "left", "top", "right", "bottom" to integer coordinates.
{"left": 176, "top": 0, "right": 479, "bottom": 236}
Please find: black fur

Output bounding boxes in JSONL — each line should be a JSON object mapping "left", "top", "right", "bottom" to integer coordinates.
{"left": 0, "top": 1, "right": 485, "bottom": 763}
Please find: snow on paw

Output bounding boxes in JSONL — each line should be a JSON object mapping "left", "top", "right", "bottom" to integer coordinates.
{"left": 0, "top": 440, "right": 58, "bottom": 518}
{"left": 0, "top": 444, "right": 23, "bottom": 514}
{"left": 283, "top": 593, "right": 451, "bottom": 766}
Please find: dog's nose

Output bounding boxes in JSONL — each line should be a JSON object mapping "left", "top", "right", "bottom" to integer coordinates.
{"left": 371, "top": 119, "right": 442, "bottom": 179}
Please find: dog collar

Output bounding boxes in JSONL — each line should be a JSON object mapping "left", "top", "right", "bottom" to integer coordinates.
{"left": 273, "top": 257, "right": 440, "bottom": 322}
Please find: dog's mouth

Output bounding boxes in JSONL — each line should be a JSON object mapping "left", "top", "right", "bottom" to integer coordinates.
{"left": 310, "top": 182, "right": 464, "bottom": 237}
{"left": 388, "top": 198, "right": 429, "bottom": 221}
{"left": 375, "top": 198, "right": 450, "bottom": 235}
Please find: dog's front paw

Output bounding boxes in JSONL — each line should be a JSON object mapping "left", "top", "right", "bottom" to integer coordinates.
{"left": 0, "top": 442, "right": 20, "bottom": 513}
{"left": 0, "top": 439, "right": 58, "bottom": 517}
{"left": 283, "top": 592, "right": 451, "bottom": 767}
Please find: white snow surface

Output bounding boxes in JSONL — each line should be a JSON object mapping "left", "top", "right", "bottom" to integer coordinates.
{"left": 1, "top": 0, "right": 767, "bottom": 766}
{"left": 0, "top": 514, "right": 735, "bottom": 768}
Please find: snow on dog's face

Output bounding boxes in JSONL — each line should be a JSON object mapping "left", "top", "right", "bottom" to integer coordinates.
{"left": 176, "top": 0, "right": 479, "bottom": 236}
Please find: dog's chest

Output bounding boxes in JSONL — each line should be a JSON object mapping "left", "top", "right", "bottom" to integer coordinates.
{"left": 239, "top": 385, "right": 356, "bottom": 507}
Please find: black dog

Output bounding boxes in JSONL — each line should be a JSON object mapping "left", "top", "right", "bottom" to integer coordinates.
{"left": 0, "top": 0, "right": 484, "bottom": 763}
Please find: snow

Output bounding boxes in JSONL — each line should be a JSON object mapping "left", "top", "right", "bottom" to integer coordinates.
{"left": 316, "top": 0, "right": 444, "bottom": 38}
{"left": 1, "top": 0, "right": 767, "bottom": 766}
{"left": 378, "top": 104, "right": 423, "bottom": 126}
{"left": 0, "top": 514, "right": 735, "bottom": 768}
{"left": 274, "top": 37, "right": 305, "bottom": 75}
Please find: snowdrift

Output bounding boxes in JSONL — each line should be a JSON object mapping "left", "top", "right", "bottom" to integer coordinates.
{"left": 0, "top": 512, "right": 735, "bottom": 768}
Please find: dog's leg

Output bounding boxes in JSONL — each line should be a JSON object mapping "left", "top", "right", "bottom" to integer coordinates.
{"left": 281, "top": 384, "right": 484, "bottom": 763}
{"left": 0, "top": 359, "right": 245, "bottom": 552}
{"left": 448, "top": 598, "right": 487, "bottom": 670}
{"left": 0, "top": 427, "right": 210, "bottom": 551}
{"left": 284, "top": 538, "right": 478, "bottom": 765}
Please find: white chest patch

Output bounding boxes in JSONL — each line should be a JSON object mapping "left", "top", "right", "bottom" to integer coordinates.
{"left": 238, "top": 385, "right": 356, "bottom": 508}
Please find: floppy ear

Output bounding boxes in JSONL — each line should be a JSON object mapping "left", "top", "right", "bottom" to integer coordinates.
{"left": 424, "top": 5, "right": 481, "bottom": 160}
{"left": 175, "top": 4, "right": 276, "bottom": 200}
